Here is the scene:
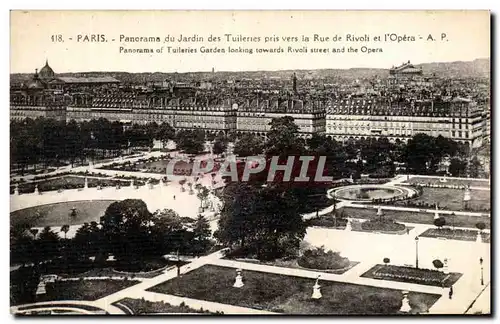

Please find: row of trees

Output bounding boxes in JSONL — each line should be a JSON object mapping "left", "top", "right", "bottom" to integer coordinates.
{"left": 10, "top": 118, "right": 176, "bottom": 174}
{"left": 11, "top": 199, "right": 213, "bottom": 267}
{"left": 11, "top": 116, "right": 481, "bottom": 178}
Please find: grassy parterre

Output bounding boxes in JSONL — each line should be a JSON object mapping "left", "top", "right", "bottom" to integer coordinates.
{"left": 396, "top": 187, "right": 490, "bottom": 212}
{"left": 403, "top": 177, "right": 490, "bottom": 188}
{"left": 11, "top": 176, "right": 134, "bottom": 194}
{"left": 148, "top": 265, "right": 440, "bottom": 314}
{"left": 11, "top": 200, "right": 117, "bottom": 228}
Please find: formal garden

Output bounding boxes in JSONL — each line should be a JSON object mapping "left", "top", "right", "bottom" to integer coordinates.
{"left": 148, "top": 265, "right": 440, "bottom": 314}
{"left": 361, "top": 263, "right": 462, "bottom": 287}
{"left": 114, "top": 298, "right": 219, "bottom": 314}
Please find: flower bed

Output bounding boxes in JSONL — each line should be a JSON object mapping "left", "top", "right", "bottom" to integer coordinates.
{"left": 360, "top": 219, "right": 406, "bottom": 232}
{"left": 419, "top": 228, "right": 490, "bottom": 242}
{"left": 306, "top": 216, "right": 348, "bottom": 229}
{"left": 114, "top": 298, "right": 218, "bottom": 314}
{"left": 361, "top": 264, "right": 462, "bottom": 287}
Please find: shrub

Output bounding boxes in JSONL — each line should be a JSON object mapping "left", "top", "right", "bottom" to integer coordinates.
{"left": 434, "top": 217, "right": 446, "bottom": 229}
{"left": 383, "top": 257, "right": 390, "bottom": 265}
{"left": 476, "top": 222, "right": 486, "bottom": 231}
{"left": 361, "top": 219, "right": 406, "bottom": 232}
{"left": 298, "top": 246, "right": 350, "bottom": 270}
{"left": 432, "top": 259, "right": 444, "bottom": 270}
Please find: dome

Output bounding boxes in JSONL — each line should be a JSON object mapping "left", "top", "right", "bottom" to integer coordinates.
{"left": 27, "top": 69, "right": 45, "bottom": 89}
{"left": 39, "top": 60, "right": 55, "bottom": 80}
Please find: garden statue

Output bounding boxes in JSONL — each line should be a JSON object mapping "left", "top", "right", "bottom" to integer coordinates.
{"left": 476, "top": 231, "right": 482, "bottom": 243}
{"left": 463, "top": 185, "right": 471, "bottom": 209}
{"left": 434, "top": 203, "right": 440, "bottom": 220}
{"left": 311, "top": 276, "right": 322, "bottom": 299}
{"left": 233, "top": 269, "right": 244, "bottom": 288}
{"left": 400, "top": 292, "right": 411, "bottom": 312}
{"left": 377, "top": 206, "right": 384, "bottom": 218}
{"left": 160, "top": 178, "right": 165, "bottom": 187}
{"left": 116, "top": 183, "right": 121, "bottom": 190}
{"left": 345, "top": 218, "right": 352, "bottom": 231}
{"left": 443, "top": 258, "right": 449, "bottom": 274}
{"left": 14, "top": 184, "right": 19, "bottom": 195}
{"left": 130, "top": 179, "right": 134, "bottom": 188}
{"left": 34, "top": 184, "right": 39, "bottom": 195}
{"left": 84, "top": 177, "right": 88, "bottom": 189}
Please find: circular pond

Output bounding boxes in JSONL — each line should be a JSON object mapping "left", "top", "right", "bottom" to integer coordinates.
{"left": 328, "top": 185, "right": 415, "bottom": 202}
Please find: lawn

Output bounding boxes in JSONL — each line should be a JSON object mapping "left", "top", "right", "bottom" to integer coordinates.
{"left": 114, "top": 298, "right": 217, "bottom": 314}
{"left": 10, "top": 200, "right": 117, "bottom": 228}
{"left": 403, "top": 177, "right": 490, "bottom": 188}
{"left": 419, "top": 228, "right": 491, "bottom": 242}
{"left": 361, "top": 264, "right": 462, "bottom": 288}
{"left": 37, "top": 279, "right": 140, "bottom": 302}
{"left": 342, "top": 207, "right": 491, "bottom": 229}
{"left": 396, "top": 187, "right": 490, "bottom": 212}
{"left": 148, "top": 265, "right": 440, "bottom": 314}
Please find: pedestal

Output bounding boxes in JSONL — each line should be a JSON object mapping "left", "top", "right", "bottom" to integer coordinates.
{"left": 34, "top": 186, "right": 40, "bottom": 195}
{"left": 476, "top": 231, "right": 482, "bottom": 243}
{"left": 14, "top": 185, "right": 19, "bottom": 195}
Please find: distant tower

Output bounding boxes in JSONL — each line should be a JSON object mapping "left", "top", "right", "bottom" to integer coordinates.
{"left": 292, "top": 72, "right": 297, "bottom": 94}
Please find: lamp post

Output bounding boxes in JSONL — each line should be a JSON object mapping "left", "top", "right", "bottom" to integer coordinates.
{"left": 415, "top": 236, "right": 419, "bottom": 269}
{"left": 479, "top": 257, "right": 484, "bottom": 286}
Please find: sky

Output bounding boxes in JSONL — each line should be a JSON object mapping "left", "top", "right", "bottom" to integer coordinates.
{"left": 10, "top": 10, "right": 490, "bottom": 73}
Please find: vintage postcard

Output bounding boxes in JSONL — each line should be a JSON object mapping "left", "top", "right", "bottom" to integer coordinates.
{"left": 9, "top": 10, "right": 490, "bottom": 315}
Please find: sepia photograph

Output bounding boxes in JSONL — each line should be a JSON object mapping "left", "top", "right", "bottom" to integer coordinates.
{"left": 9, "top": 10, "right": 491, "bottom": 316}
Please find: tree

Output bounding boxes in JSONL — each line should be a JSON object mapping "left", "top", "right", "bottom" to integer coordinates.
{"left": 38, "top": 226, "right": 60, "bottom": 261}
{"left": 175, "top": 130, "right": 205, "bottom": 155}
{"left": 265, "top": 116, "right": 305, "bottom": 158}
{"left": 212, "top": 137, "right": 228, "bottom": 156}
{"left": 476, "top": 222, "right": 486, "bottom": 232}
{"left": 448, "top": 157, "right": 466, "bottom": 177}
{"left": 433, "top": 259, "right": 444, "bottom": 271}
{"left": 101, "top": 199, "right": 157, "bottom": 262}
{"left": 60, "top": 224, "right": 70, "bottom": 239}
{"left": 434, "top": 217, "right": 446, "bottom": 229}
{"left": 469, "top": 156, "right": 483, "bottom": 178}
{"left": 191, "top": 215, "right": 212, "bottom": 256}
{"left": 233, "top": 133, "right": 264, "bottom": 157}
{"left": 196, "top": 186, "right": 210, "bottom": 210}
{"left": 216, "top": 183, "right": 307, "bottom": 261}
{"left": 156, "top": 122, "right": 175, "bottom": 148}
{"left": 383, "top": 257, "right": 390, "bottom": 266}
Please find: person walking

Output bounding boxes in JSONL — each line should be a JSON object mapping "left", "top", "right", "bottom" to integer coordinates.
{"left": 449, "top": 286, "right": 454, "bottom": 299}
